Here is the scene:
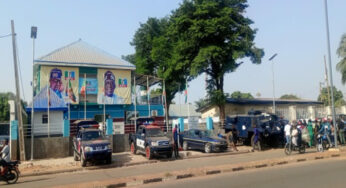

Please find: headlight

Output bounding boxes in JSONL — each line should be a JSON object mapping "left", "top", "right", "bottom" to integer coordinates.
{"left": 104, "top": 145, "right": 109, "bottom": 150}
{"left": 210, "top": 141, "right": 221, "bottom": 145}
{"left": 151, "top": 141, "right": 159, "bottom": 146}
{"left": 84, "top": 146, "right": 93, "bottom": 152}
{"left": 276, "top": 127, "right": 281, "bottom": 131}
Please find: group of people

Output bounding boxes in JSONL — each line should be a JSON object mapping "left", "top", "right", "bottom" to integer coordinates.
{"left": 284, "top": 116, "right": 345, "bottom": 147}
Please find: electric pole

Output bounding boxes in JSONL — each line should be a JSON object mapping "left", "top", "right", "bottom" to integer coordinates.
{"left": 11, "top": 20, "right": 26, "bottom": 161}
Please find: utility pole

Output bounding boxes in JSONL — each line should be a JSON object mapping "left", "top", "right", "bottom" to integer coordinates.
{"left": 323, "top": 55, "right": 331, "bottom": 107}
{"left": 30, "top": 26, "right": 37, "bottom": 160}
{"left": 11, "top": 20, "right": 26, "bottom": 161}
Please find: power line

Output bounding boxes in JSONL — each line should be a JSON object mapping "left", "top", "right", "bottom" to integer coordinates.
{"left": 0, "top": 34, "right": 11, "bottom": 39}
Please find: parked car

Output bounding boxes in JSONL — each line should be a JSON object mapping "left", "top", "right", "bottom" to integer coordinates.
{"left": 72, "top": 122, "right": 112, "bottom": 167}
{"left": 129, "top": 125, "right": 172, "bottom": 159}
{"left": 179, "top": 129, "right": 228, "bottom": 153}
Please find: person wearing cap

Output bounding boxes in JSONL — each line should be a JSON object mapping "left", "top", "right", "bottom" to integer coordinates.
{"left": 49, "top": 68, "right": 64, "bottom": 98}
{"left": 97, "top": 71, "right": 124, "bottom": 104}
{"left": 0, "top": 139, "right": 10, "bottom": 176}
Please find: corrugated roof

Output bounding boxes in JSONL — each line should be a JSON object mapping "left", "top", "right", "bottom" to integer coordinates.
{"left": 35, "top": 40, "right": 135, "bottom": 70}
{"left": 169, "top": 104, "right": 201, "bottom": 118}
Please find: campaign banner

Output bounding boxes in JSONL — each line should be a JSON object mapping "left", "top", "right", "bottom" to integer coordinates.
{"left": 188, "top": 117, "right": 199, "bottom": 130}
{"left": 39, "top": 66, "right": 79, "bottom": 104}
{"left": 97, "top": 69, "right": 131, "bottom": 104}
{"left": 79, "top": 78, "right": 98, "bottom": 94}
{"left": 113, "top": 121, "right": 125, "bottom": 134}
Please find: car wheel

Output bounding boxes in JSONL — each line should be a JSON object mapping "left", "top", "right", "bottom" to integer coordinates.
{"left": 130, "top": 142, "right": 137, "bottom": 155}
{"left": 183, "top": 141, "right": 188, "bottom": 151}
{"left": 204, "top": 143, "right": 212, "bottom": 153}
{"left": 81, "top": 152, "right": 87, "bottom": 167}
{"left": 145, "top": 146, "right": 152, "bottom": 160}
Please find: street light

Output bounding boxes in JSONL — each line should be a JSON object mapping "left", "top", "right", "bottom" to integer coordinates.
{"left": 30, "top": 26, "right": 37, "bottom": 160}
{"left": 323, "top": 0, "right": 338, "bottom": 147}
{"left": 269, "top": 53, "right": 278, "bottom": 114}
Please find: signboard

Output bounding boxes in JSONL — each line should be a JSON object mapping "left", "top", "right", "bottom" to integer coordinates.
{"left": 188, "top": 117, "right": 199, "bottom": 130}
{"left": 79, "top": 78, "right": 98, "bottom": 94}
{"left": 113, "top": 121, "right": 124, "bottom": 134}
{"left": 39, "top": 66, "right": 79, "bottom": 104}
{"left": 97, "top": 69, "right": 131, "bottom": 104}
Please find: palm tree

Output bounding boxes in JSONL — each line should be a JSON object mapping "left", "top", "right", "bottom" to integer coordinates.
{"left": 337, "top": 33, "right": 346, "bottom": 84}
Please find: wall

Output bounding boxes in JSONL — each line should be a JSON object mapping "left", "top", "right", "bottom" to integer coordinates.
{"left": 112, "top": 134, "right": 130, "bottom": 153}
{"left": 33, "top": 111, "right": 63, "bottom": 135}
{"left": 25, "top": 137, "right": 71, "bottom": 159}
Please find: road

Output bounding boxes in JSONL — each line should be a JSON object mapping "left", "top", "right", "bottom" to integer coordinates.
{"left": 141, "top": 157, "right": 346, "bottom": 188}
{"left": 0, "top": 148, "right": 328, "bottom": 187}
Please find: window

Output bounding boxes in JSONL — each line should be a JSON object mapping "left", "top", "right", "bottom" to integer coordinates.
{"left": 42, "top": 114, "right": 48, "bottom": 124}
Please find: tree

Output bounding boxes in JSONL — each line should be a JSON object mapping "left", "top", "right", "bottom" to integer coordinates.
{"left": 337, "top": 33, "right": 346, "bottom": 84}
{"left": 280, "top": 94, "right": 300, "bottom": 100}
{"left": 125, "top": 17, "right": 189, "bottom": 117}
{"left": 0, "top": 92, "right": 27, "bottom": 123}
{"left": 318, "top": 86, "right": 345, "bottom": 107}
{"left": 169, "top": 0, "right": 264, "bottom": 127}
{"left": 195, "top": 97, "right": 209, "bottom": 109}
{"left": 230, "top": 91, "right": 254, "bottom": 99}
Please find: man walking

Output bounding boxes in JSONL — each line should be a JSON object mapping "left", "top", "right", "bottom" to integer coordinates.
{"left": 172, "top": 124, "right": 179, "bottom": 158}
{"left": 337, "top": 117, "right": 345, "bottom": 145}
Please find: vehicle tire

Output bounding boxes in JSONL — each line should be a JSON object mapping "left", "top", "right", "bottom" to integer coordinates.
{"left": 106, "top": 153, "right": 112, "bottom": 164}
{"left": 284, "top": 143, "right": 292, "bottom": 155}
{"left": 251, "top": 135, "right": 262, "bottom": 151}
{"left": 322, "top": 140, "right": 330, "bottom": 150}
{"left": 130, "top": 142, "right": 137, "bottom": 155}
{"left": 6, "top": 169, "right": 19, "bottom": 184}
{"left": 183, "top": 141, "right": 188, "bottom": 151}
{"left": 145, "top": 146, "right": 152, "bottom": 160}
{"left": 298, "top": 144, "right": 306, "bottom": 154}
{"left": 204, "top": 143, "right": 212, "bottom": 153}
{"left": 73, "top": 150, "right": 79, "bottom": 161}
{"left": 81, "top": 152, "right": 87, "bottom": 167}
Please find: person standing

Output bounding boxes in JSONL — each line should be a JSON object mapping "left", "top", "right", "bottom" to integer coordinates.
{"left": 307, "top": 119, "right": 314, "bottom": 147}
{"left": 337, "top": 117, "right": 345, "bottom": 145}
{"left": 284, "top": 121, "right": 292, "bottom": 144}
{"left": 172, "top": 124, "right": 179, "bottom": 159}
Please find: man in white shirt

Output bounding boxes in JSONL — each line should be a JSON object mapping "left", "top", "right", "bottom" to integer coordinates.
{"left": 284, "top": 122, "right": 292, "bottom": 144}
{"left": 0, "top": 139, "right": 10, "bottom": 176}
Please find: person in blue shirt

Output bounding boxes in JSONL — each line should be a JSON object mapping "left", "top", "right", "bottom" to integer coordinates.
{"left": 172, "top": 124, "right": 179, "bottom": 158}
{"left": 319, "top": 118, "right": 332, "bottom": 146}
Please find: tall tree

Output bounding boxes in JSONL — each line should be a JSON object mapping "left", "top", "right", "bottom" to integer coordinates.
{"left": 169, "top": 0, "right": 264, "bottom": 127}
{"left": 280, "top": 94, "right": 300, "bottom": 100}
{"left": 318, "top": 86, "right": 345, "bottom": 107}
{"left": 337, "top": 33, "right": 346, "bottom": 84}
{"left": 230, "top": 91, "right": 254, "bottom": 99}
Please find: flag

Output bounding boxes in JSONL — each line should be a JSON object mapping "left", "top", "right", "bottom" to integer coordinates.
{"left": 68, "top": 79, "right": 76, "bottom": 103}
{"left": 162, "top": 83, "right": 166, "bottom": 107}
{"left": 184, "top": 82, "right": 188, "bottom": 104}
{"left": 81, "top": 78, "right": 86, "bottom": 97}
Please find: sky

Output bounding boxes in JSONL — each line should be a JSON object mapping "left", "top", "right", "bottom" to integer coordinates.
{"left": 0, "top": 0, "right": 345, "bottom": 105}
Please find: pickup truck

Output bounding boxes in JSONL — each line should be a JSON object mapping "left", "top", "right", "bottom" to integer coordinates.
{"left": 73, "top": 124, "right": 112, "bottom": 167}
{"left": 129, "top": 125, "right": 172, "bottom": 159}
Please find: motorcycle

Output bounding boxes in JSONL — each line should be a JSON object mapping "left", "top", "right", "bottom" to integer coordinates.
{"left": 284, "top": 135, "right": 306, "bottom": 155}
{"left": 0, "top": 158, "right": 20, "bottom": 184}
{"left": 316, "top": 133, "right": 330, "bottom": 152}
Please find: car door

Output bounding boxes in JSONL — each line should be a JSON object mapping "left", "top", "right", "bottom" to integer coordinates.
{"left": 195, "top": 130, "right": 206, "bottom": 150}
{"left": 136, "top": 128, "right": 146, "bottom": 151}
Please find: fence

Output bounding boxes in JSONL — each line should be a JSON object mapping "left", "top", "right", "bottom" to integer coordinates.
{"left": 23, "top": 123, "right": 63, "bottom": 138}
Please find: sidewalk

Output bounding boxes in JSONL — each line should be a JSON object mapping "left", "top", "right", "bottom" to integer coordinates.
{"left": 20, "top": 146, "right": 252, "bottom": 177}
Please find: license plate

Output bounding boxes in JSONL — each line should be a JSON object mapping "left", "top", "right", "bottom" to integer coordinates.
{"left": 96, "top": 146, "right": 102, "bottom": 151}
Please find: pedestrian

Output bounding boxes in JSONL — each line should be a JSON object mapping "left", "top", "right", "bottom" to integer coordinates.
{"left": 307, "top": 119, "right": 314, "bottom": 147}
{"left": 252, "top": 123, "right": 261, "bottom": 151}
{"left": 225, "top": 124, "right": 238, "bottom": 151}
{"left": 337, "top": 117, "right": 345, "bottom": 145}
{"left": 172, "top": 124, "right": 179, "bottom": 159}
{"left": 284, "top": 121, "right": 292, "bottom": 144}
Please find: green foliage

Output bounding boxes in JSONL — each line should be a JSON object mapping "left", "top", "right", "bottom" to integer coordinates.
{"left": 337, "top": 33, "right": 346, "bottom": 84}
{"left": 317, "top": 87, "right": 345, "bottom": 107}
{"left": 0, "top": 92, "right": 15, "bottom": 122}
{"left": 195, "top": 97, "right": 208, "bottom": 109}
{"left": 230, "top": 91, "right": 254, "bottom": 99}
{"left": 280, "top": 94, "right": 300, "bottom": 100}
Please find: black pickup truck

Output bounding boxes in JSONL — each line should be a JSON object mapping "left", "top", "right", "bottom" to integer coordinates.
{"left": 72, "top": 122, "right": 112, "bottom": 167}
{"left": 129, "top": 125, "right": 172, "bottom": 159}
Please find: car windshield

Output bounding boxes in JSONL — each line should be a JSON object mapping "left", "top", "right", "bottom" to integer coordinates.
{"left": 82, "top": 131, "right": 104, "bottom": 141}
{"left": 200, "top": 130, "right": 216, "bottom": 137}
{"left": 146, "top": 128, "right": 165, "bottom": 137}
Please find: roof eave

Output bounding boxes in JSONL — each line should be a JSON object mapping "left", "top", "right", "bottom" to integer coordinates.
{"left": 34, "top": 60, "right": 136, "bottom": 70}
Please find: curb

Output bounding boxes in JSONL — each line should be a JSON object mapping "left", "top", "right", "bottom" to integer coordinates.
{"left": 21, "top": 150, "right": 249, "bottom": 178}
{"left": 68, "top": 150, "right": 346, "bottom": 188}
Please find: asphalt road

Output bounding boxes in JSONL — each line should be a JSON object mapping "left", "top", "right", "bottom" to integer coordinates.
{"left": 141, "top": 157, "right": 346, "bottom": 188}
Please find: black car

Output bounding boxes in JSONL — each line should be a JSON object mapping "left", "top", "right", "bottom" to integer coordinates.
{"left": 73, "top": 127, "right": 112, "bottom": 167}
{"left": 179, "top": 129, "right": 228, "bottom": 153}
{"left": 129, "top": 125, "right": 172, "bottom": 159}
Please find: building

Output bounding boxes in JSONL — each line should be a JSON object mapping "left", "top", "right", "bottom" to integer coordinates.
{"left": 198, "top": 98, "right": 326, "bottom": 122}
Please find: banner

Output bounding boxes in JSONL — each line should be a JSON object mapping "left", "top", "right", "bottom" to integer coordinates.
{"left": 79, "top": 78, "right": 98, "bottom": 94}
{"left": 97, "top": 69, "right": 131, "bottom": 104}
{"left": 39, "top": 66, "right": 79, "bottom": 104}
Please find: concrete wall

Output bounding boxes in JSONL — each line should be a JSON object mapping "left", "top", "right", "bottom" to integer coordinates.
{"left": 25, "top": 137, "right": 71, "bottom": 159}
{"left": 33, "top": 111, "right": 63, "bottom": 135}
{"left": 112, "top": 134, "right": 130, "bottom": 153}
